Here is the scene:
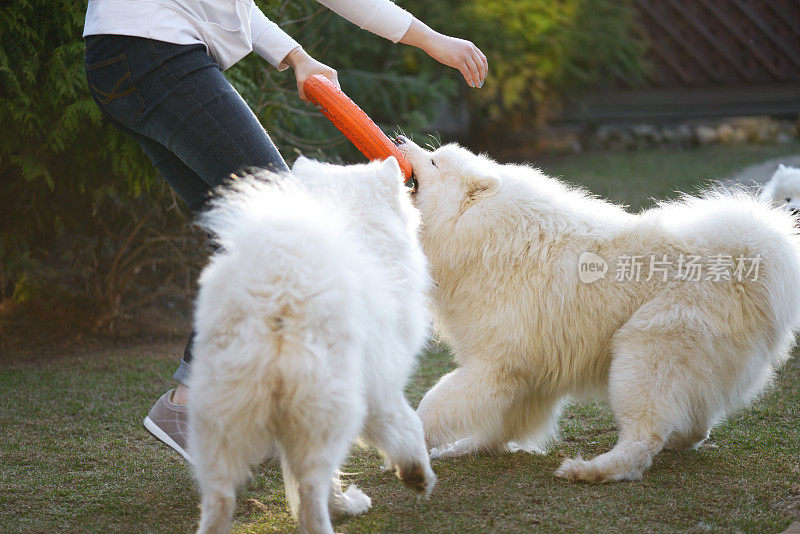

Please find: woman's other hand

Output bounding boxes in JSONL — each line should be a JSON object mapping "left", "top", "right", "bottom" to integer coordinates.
{"left": 400, "top": 20, "right": 488, "bottom": 88}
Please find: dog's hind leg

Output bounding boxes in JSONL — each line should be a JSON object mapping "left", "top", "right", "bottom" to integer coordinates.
{"left": 280, "top": 459, "right": 335, "bottom": 534}
{"left": 361, "top": 393, "right": 436, "bottom": 497}
{"left": 192, "top": 407, "right": 266, "bottom": 534}
{"left": 195, "top": 463, "right": 242, "bottom": 534}
{"left": 556, "top": 304, "right": 715, "bottom": 482}
{"left": 416, "top": 364, "right": 531, "bottom": 455}
{"left": 277, "top": 376, "right": 365, "bottom": 534}
{"left": 554, "top": 357, "right": 668, "bottom": 481}
{"left": 328, "top": 475, "right": 372, "bottom": 518}
{"left": 280, "top": 430, "right": 356, "bottom": 534}
{"left": 555, "top": 431, "right": 665, "bottom": 482}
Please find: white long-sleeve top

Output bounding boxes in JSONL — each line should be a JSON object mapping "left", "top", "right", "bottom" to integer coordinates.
{"left": 83, "top": 0, "right": 413, "bottom": 71}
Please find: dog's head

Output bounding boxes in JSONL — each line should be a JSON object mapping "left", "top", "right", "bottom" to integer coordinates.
{"left": 395, "top": 137, "right": 501, "bottom": 235}
{"left": 760, "top": 164, "right": 800, "bottom": 217}
{"left": 292, "top": 155, "right": 412, "bottom": 213}
{"left": 290, "top": 155, "right": 422, "bottom": 246}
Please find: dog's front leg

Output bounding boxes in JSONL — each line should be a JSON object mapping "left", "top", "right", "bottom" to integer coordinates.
{"left": 361, "top": 393, "right": 437, "bottom": 497}
{"left": 416, "top": 365, "right": 524, "bottom": 455}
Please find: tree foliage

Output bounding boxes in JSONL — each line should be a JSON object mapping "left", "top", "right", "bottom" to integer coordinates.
{"left": 405, "top": 0, "right": 647, "bottom": 131}
{"left": 0, "top": 0, "right": 453, "bottom": 325}
{"left": 0, "top": 0, "right": 645, "bottom": 331}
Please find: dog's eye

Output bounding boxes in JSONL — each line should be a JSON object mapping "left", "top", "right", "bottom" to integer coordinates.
{"left": 786, "top": 197, "right": 792, "bottom": 203}
{"left": 431, "top": 159, "right": 437, "bottom": 168}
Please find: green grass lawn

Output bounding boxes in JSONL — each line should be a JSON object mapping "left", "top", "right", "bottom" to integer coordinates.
{"left": 536, "top": 143, "right": 800, "bottom": 211}
{"left": 3, "top": 143, "right": 800, "bottom": 533}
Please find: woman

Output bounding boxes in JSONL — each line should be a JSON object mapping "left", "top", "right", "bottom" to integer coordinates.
{"left": 84, "top": 0, "right": 487, "bottom": 463}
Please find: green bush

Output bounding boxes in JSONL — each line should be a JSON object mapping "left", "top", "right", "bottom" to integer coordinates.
{"left": 406, "top": 0, "right": 647, "bottom": 132}
{"left": 0, "top": 0, "right": 453, "bottom": 329}
{"left": 0, "top": 0, "right": 645, "bottom": 334}
{"left": 0, "top": 0, "right": 166, "bottom": 321}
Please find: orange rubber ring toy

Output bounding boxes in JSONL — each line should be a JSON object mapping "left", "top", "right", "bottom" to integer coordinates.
{"left": 303, "top": 74, "right": 413, "bottom": 180}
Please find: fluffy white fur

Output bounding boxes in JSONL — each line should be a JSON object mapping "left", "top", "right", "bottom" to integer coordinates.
{"left": 188, "top": 157, "right": 435, "bottom": 534}
{"left": 760, "top": 164, "right": 800, "bottom": 216}
{"left": 398, "top": 138, "right": 800, "bottom": 482}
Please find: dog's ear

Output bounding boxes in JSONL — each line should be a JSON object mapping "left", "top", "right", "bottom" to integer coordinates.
{"left": 465, "top": 166, "right": 500, "bottom": 200}
{"left": 291, "top": 156, "right": 315, "bottom": 173}
{"left": 374, "top": 156, "right": 403, "bottom": 194}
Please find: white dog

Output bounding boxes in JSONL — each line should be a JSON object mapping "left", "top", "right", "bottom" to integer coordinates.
{"left": 760, "top": 163, "right": 800, "bottom": 218}
{"left": 397, "top": 138, "right": 800, "bottom": 482}
{"left": 188, "top": 157, "right": 435, "bottom": 534}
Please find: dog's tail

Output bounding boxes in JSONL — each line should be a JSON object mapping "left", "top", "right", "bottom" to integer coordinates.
{"left": 659, "top": 188, "right": 800, "bottom": 361}
{"left": 192, "top": 168, "right": 368, "bottom": 369}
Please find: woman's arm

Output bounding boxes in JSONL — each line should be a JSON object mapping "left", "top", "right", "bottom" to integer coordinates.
{"left": 399, "top": 19, "right": 488, "bottom": 88}
{"left": 319, "top": 0, "right": 488, "bottom": 87}
{"left": 250, "top": 7, "right": 302, "bottom": 71}
{"left": 250, "top": 0, "right": 487, "bottom": 102}
{"left": 316, "top": 0, "right": 413, "bottom": 43}
{"left": 251, "top": 5, "right": 339, "bottom": 101}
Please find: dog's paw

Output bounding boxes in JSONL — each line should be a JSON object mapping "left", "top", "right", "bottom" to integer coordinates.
{"left": 554, "top": 457, "right": 638, "bottom": 483}
{"left": 330, "top": 485, "right": 371, "bottom": 517}
{"left": 429, "top": 446, "right": 447, "bottom": 460}
{"left": 555, "top": 457, "right": 599, "bottom": 482}
{"left": 396, "top": 461, "right": 437, "bottom": 498}
{"left": 430, "top": 444, "right": 471, "bottom": 459}
{"left": 380, "top": 456, "right": 398, "bottom": 473}
{"left": 430, "top": 438, "right": 503, "bottom": 459}
{"left": 506, "top": 440, "right": 545, "bottom": 455}
{"left": 430, "top": 438, "right": 475, "bottom": 459}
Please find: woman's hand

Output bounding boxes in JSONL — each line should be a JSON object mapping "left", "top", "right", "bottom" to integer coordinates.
{"left": 282, "top": 47, "right": 339, "bottom": 102}
{"left": 400, "top": 20, "right": 488, "bottom": 88}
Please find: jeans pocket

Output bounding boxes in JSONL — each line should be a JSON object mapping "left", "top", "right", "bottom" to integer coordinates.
{"left": 83, "top": 35, "right": 100, "bottom": 56}
{"left": 86, "top": 53, "right": 144, "bottom": 126}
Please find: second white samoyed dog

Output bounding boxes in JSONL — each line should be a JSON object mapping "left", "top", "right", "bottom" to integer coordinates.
{"left": 397, "top": 137, "right": 800, "bottom": 482}
{"left": 760, "top": 163, "right": 800, "bottom": 218}
{"left": 188, "top": 157, "right": 435, "bottom": 534}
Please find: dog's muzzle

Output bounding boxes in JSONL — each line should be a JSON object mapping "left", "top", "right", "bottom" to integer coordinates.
{"left": 393, "top": 136, "right": 417, "bottom": 194}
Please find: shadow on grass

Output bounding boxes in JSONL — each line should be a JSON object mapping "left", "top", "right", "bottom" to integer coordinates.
{"left": 4, "top": 144, "right": 800, "bottom": 532}
{"left": 1, "top": 343, "right": 798, "bottom": 533}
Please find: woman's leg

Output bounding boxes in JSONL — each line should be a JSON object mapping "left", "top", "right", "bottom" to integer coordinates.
{"left": 113, "top": 131, "right": 205, "bottom": 383}
{"left": 134, "top": 37, "right": 289, "bottom": 199}
{"left": 86, "top": 34, "right": 290, "bottom": 460}
{"left": 85, "top": 34, "right": 289, "bottom": 208}
{"left": 90, "top": 119, "right": 206, "bottom": 388}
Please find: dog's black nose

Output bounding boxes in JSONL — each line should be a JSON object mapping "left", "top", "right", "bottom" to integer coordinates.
{"left": 394, "top": 135, "right": 408, "bottom": 146}
{"left": 405, "top": 174, "right": 418, "bottom": 194}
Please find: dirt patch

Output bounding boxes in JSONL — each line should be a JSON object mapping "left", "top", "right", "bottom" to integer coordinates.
{"left": 0, "top": 339, "right": 186, "bottom": 368}
{"left": 0, "top": 298, "right": 191, "bottom": 362}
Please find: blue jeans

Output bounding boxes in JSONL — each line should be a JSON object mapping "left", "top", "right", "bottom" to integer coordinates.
{"left": 84, "top": 34, "right": 289, "bottom": 385}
